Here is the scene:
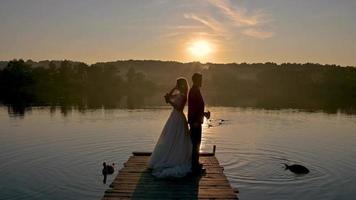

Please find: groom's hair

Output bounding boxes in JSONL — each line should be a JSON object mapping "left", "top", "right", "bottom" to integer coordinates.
{"left": 192, "top": 73, "right": 202, "bottom": 84}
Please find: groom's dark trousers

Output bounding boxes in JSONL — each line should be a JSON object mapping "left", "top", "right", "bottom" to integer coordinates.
{"left": 190, "top": 125, "right": 202, "bottom": 170}
{"left": 188, "top": 85, "right": 205, "bottom": 171}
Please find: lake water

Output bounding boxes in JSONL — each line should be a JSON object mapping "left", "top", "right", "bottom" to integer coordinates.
{"left": 1, "top": 106, "right": 356, "bottom": 200}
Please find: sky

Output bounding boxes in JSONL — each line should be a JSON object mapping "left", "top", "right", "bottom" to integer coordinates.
{"left": 0, "top": 0, "right": 356, "bottom": 66}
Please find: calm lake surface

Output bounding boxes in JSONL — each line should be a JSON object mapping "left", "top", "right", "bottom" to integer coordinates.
{"left": 1, "top": 106, "right": 356, "bottom": 200}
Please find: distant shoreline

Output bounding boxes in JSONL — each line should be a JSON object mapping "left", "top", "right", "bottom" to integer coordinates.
{"left": 1, "top": 59, "right": 356, "bottom": 116}
{"left": 0, "top": 59, "right": 355, "bottom": 70}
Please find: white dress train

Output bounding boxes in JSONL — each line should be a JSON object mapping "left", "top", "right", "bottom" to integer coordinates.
{"left": 148, "top": 93, "right": 192, "bottom": 178}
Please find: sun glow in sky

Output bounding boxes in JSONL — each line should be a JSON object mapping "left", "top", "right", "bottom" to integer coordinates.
{"left": 187, "top": 40, "right": 214, "bottom": 60}
{"left": 0, "top": 0, "right": 356, "bottom": 65}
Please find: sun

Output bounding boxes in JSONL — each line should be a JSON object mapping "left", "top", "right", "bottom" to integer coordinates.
{"left": 187, "top": 40, "right": 214, "bottom": 59}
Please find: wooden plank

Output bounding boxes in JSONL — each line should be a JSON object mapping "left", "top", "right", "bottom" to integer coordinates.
{"left": 118, "top": 168, "right": 223, "bottom": 174}
{"left": 102, "top": 153, "right": 238, "bottom": 200}
{"left": 133, "top": 151, "right": 215, "bottom": 157}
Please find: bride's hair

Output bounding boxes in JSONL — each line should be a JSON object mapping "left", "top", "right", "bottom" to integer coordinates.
{"left": 176, "top": 77, "right": 189, "bottom": 95}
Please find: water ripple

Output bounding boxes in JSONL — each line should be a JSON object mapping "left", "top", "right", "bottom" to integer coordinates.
{"left": 1, "top": 107, "right": 356, "bottom": 200}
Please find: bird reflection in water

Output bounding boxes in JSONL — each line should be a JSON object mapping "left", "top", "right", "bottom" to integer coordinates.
{"left": 102, "top": 162, "right": 115, "bottom": 184}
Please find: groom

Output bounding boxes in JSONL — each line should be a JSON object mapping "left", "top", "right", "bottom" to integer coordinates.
{"left": 188, "top": 73, "right": 209, "bottom": 174}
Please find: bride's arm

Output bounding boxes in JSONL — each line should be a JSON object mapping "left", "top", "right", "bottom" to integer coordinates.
{"left": 167, "top": 94, "right": 186, "bottom": 111}
{"left": 164, "top": 87, "right": 177, "bottom": 103}
{"left": 164, "top": 88, "right": 185, "bottom": 110}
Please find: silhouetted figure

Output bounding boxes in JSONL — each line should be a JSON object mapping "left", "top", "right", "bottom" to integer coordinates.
{"left": 283, "top": 163, "right": 310, "bottom": 174}
{"left": 102, "top": 162, "right": 115, "bottom": 184}
{"left": 188, "top": 73, "right": 210, "bottom": 175}
{"left": 148, "top": 78, "right": 192, "bottom": 178}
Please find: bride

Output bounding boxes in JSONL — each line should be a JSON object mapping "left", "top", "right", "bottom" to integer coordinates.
{"left": 148, "top": 78, "right": 192, "bottom": 178}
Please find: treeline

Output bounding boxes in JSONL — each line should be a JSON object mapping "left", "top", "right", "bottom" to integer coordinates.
{"left": 1, "top": 59, "right": 356, "bottom": 115}
{"left": 0, "top": 59, "right": 156, "bottom": 114}
{"left": 205, "top": 62, "right": 356, "bottom": 114}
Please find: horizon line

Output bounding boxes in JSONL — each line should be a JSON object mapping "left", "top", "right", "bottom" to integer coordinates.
{"left": 1, "top": 58, "right": 355, "bottom": 68}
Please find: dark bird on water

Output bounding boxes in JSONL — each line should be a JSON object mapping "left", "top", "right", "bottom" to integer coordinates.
{"left": 283, "top": 163, "right": 310, "bottom": 174}
{"left": 102, "top": 162, "right": 115, "bottom": 175}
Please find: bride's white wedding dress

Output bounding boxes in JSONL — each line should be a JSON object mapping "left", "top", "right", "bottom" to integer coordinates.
{"left": 148, "top": 92, "right": 192, "bottom": 178}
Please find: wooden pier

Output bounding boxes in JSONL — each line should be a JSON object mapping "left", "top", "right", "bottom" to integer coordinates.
{"left": 102, "top": 146, "right": 238, "bottom": 200}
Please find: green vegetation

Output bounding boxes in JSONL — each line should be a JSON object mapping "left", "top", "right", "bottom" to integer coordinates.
{"left": 1, "top": 59, "right": 356, "bottom": 115}
{"left": 0, "top": 59, "right": 156, "bottom": 114}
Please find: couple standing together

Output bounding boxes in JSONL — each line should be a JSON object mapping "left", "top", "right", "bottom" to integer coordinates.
{"left": 148, "top": 73, "right": 210, "bottom": 178}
